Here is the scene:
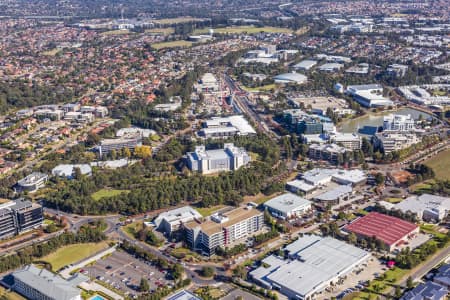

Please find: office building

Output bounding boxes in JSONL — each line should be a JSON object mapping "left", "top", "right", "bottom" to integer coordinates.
{"left": 198, "top": 115, "right": 256, "bottom": 139}
{"left": 186, "top": 143, "right": 251, "bottom": 174}
{"left": 251, "top": 235, "right": 369, "bottom": 300}
{"left": 154, "top": 206, "right": 202, "bottom": 235}
{"left": 330, "top": 132, "right": 361, "bottom": 150}
{"left": 16, "top": 172, "right": 48, "bottom": 192}
{"left": 52, "top": 164, "right": 92, "bottom": 179}
{"left": 344, "top": 212, "right": 419, "bottom": 251}
{"left": 373, "top": 132, "right": 420, "bottom": 153}
{"left": 283, "top": 110, "right": 334, "bottom": 134}
{"left": 346, "top": 84, "right": 394, "bottom": 107}
{"left": 116, "top": 127, "right": 156, "bottom": 138}
{"left": 395, "top": 194, "right": 450, "bottom": 222}
{"left": 0, "top": 199, "right": 43, "bottom": 239}
{"left": 318, "top": 63, "right": 344, "bottom": 72}
{"left": 314, "top": 185, "right": 353, "bottom": 207}
{"left": 98, "top": 133, "right": 142, "bottom": 156}
{"left": 386, "top": 64, "right": 408, "bottom": 78}
{"left": 301, "top": 168, "right": 366, "bottom": 187}
{"left": 34, "top": 109, "right": 64, "bottom": 121}
{"left": 12, "top": 264, "right": 82, "bottom": 300}
{"left": 308, "top": 143, "right": 348, "bottom": 164}
{"left": 383, "top": 114, "right": 415, "bottom": 131}
{"left": 264, "top": 193, "right": 312, "bottom": 219}
{"left": 400, "top": 281, "right": 448, "bottom": 300}
{"left": 184, "top": 206, "right": 263, "bottom": 256}
{"left": 285, "top": 179, "right": 317, "bottom": 195}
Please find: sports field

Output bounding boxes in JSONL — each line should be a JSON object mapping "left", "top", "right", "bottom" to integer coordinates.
{"left": 41, "top": 242, "right": 109, "bottom": 271}
{"left": 101, "top": 29, "right": 131, "bottom": 36}
{"left": 145, "top": 27, "right": 175, "bottom": 35}
{"left": 151, "top": 40, "right": 193, "bottom": 49}
{"left": 194, "top": 26, "right": 293, "bottom": 35}
{"left": 424, "top": 148, "right": 450, "bottom": 180}
{"left": 153, "top": 17, "right": 207, "bottom": 25}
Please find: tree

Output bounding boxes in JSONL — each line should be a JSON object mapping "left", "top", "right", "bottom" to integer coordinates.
{"left": 348, "top": 232, "right": 357, "bottom": 245}
{"left": 134, "top": 145, "right": 152, "bottom": 159}
{"left": 123, "top": 147, "right": 131, "bottom": 158}
{"left": 406, "top": 276, "right": 414, "bottom": 289}
{"left": 395, "top": 286, "right": 402, "bottom": 298}
{"left": 201, "top": 266, "right": 215, "bottom": 278}
{"left": 139, "top": 277, "right": 149, "bottom": 292}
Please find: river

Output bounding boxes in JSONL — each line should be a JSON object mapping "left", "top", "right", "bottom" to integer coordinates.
{"left": 338, "top": 108, "right": 433, "bottom": 135}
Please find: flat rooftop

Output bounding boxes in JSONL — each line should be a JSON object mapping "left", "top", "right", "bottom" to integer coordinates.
{"left": 194, "top": 206, "right": 262, "bottom": 235}
{"left": 264, "top": 193, "right": 312, "bottom": 213}
{"left": 344, "top": 212, "right": 418, "bottom": 246}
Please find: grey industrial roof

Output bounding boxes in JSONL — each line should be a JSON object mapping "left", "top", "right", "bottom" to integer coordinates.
{"left": 400, "top": 281, "right": 448, "bottom": 300}
{"left": 154, "top": 206, "right": 202, "bottom": 227}
{"left": 274, "top": 73, "right": 308, "bottom": 83}
{"left": 302, "top": 168, "right": 338, "bottom": 185}
{"left": 251, "top": 236, "right": 370, "bottom": 297}
{"left": 264, "top": 193, "right": 312, "bottom": 214}
{"left": 12, "top": 265, "right": 81, "bottom": 300}
{"left": 293, "top": 60, "right": 317, "bottom": 69}
{"left": 396, "top": 194, "right": 450, "bottom": 215}
{"left": 52, "top": 164, "right": 92, "bottom": 177}
{"left": 286, "top": 180, "right": 316, "bottom": 192}
{"left": 314, "top": 185, "right": 352, "bottom": 201}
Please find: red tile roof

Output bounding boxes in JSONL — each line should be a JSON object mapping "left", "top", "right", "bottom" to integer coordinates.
{"left": 344, "top": 212, "right": 418, "bottom": 246}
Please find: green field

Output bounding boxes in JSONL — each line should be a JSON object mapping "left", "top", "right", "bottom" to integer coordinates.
{"left": 385, "top": 197, "right": 403, "bottom": 203}
{"left": 194, "top": 26, "right": 293, "bottom": 35}
{"left": 41, "top": 242, "right": 109, "bottom": 271}
{"left": 153, "top": 17, "right": 207, "bottom": 25}
{"left": 91, "top": 189, "right": 130, "bottom": 201}
{"left": 145, "top": 27, "right": 175, "bottom": 35}
{"left": 354, "top": 267, "right": 409, "bottom": 300}
{"left": 151, "top": 40, "right": 193, "bottom": 49}
{"left": 242, "top": 84, "right": 277, "bottom": 92}
{"left": 424, "top": 149, "right": 450, "bottom": 180}
{"left": 101, "top": 29, "right": 131, "bottom": 36}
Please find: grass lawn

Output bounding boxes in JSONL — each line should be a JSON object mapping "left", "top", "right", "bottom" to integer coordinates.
{"left": 0, "top": 285, "right": 26, "bottom": 300}
{"left": 41, "top": 242, "right": 109, "bottom": 271}
{"left": 123, "top": 221, "right": 143, "bottom": 238}
{"left": 145, "top": 27, "right": 175, "bottom": 35}
{"left": 386, "top": 197, "right": 403, "bottom": 204}
{"left": 194, "top": 26, "right": 293, "bottom": 35}
{"left": 151, "top": 40, "right": 193, "bottom": 49}
{"left": 43, "top": 219, "right": 55, "bottom": 225}
{"left": 91, "top": 189, "right": 130, "bottom": 201}
{"left": 242, "top": 84, "right": 277, "bottom": 92}
{"left": 101, "top": 29, "right": 131, "bottom": 36}
{"left": 196, "top": 205, "right": 225, "bottom": 217}
{"left": 42, "top": 48, "right": 60, "bottom": 56}
{"left": 249, "top": 151, "right": 260, "bottom": 161}
{"left": 355, "top": 267, "right": 409, "bottom": 300}
{"left": 424, "top": 149, "right": 450, "bottom": 180}
{"left": 153, "top": 17, "right": 206, "bottom": 24}
{"left": 295, "top": 26, "right": 310, "bottom": 35}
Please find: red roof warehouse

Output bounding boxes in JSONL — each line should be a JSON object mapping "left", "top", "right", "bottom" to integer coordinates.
{"left": 344, "top": 212, "right": 419, "bottom": 251}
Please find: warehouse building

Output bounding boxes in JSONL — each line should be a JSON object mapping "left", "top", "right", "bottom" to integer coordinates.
{"left": 343, "top": 212, "right": 419, "bottom": 251}
{"left": 186, "top": 143, "right": 251, "bottom": 174}
{"left": 264, "top": 193, "right": 312, "bottom": 219}
{"left": 395, "top": 194, "right": 450, "bottom": 222}
{"left": 52, "top": 164, "right": 92, "bottom": 179}
{"left": 285, "top": 179, "right": 317, "bottom": 195}
{"left": 273, "top": 72, "right": 308, "bottom": 84}
{"left": 184, "top": 205, "right": 263, "bottom": 256}
{"left": 250, "top": 235, "right": 370, "bottom": 300}
{"left": 292, "top": 60, "right": 317, "bottom": 71}
{"left": 12, "top": 264, "right": 82, "bottom": 300}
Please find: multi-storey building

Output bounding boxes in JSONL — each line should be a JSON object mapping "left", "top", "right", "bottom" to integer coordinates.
{"left": 184, "top": 206, "right": 264, "bottom": 256}
{"left": 330, "top": 133, "right": 362, "bottom": 150}
{"left": 383, "top": 114, "right": 415, "bottom": 131}
{"left": 373, "top": 132, "right": 420, "bottom": 153}
{"left": 98, "top": 133, "right": 143, "bottom": 156}
{"left": 0, "top": 199, "right": 43, "bottom": 239}
{"left": 308, "top": 143, "right": 348, "bottom": 164}
{"left": 16, "top": 172, "right": 48, "bottom": 192}
{"left": 186, "top": 143, "right": 251, "bottom": 174}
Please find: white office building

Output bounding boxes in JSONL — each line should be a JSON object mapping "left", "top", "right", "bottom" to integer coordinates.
{"left": 373, "top": 132, "right": 420, "bottom": 153}
{"left": 186, "top": 143, "right": 251, "bottom": 174}
{"left": 198, "top": 115, "right": 256, "bottom": 139}
{"left": 395, "top": 194, "right": 450, "bottom": 222}
{"left": 330, "top": 132, "right": 362, "bottom": 150}
{"left": 346, "top": 84, "right": 394, "bottom": 108}
{"left": 154, "top": 206, "right": 202, "bottom": 235}
{"left": 383, "top": 114, "right": 415, "bottom": 131}
{"left": 264, "top": 193, "right": 312, "bottom": 219}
